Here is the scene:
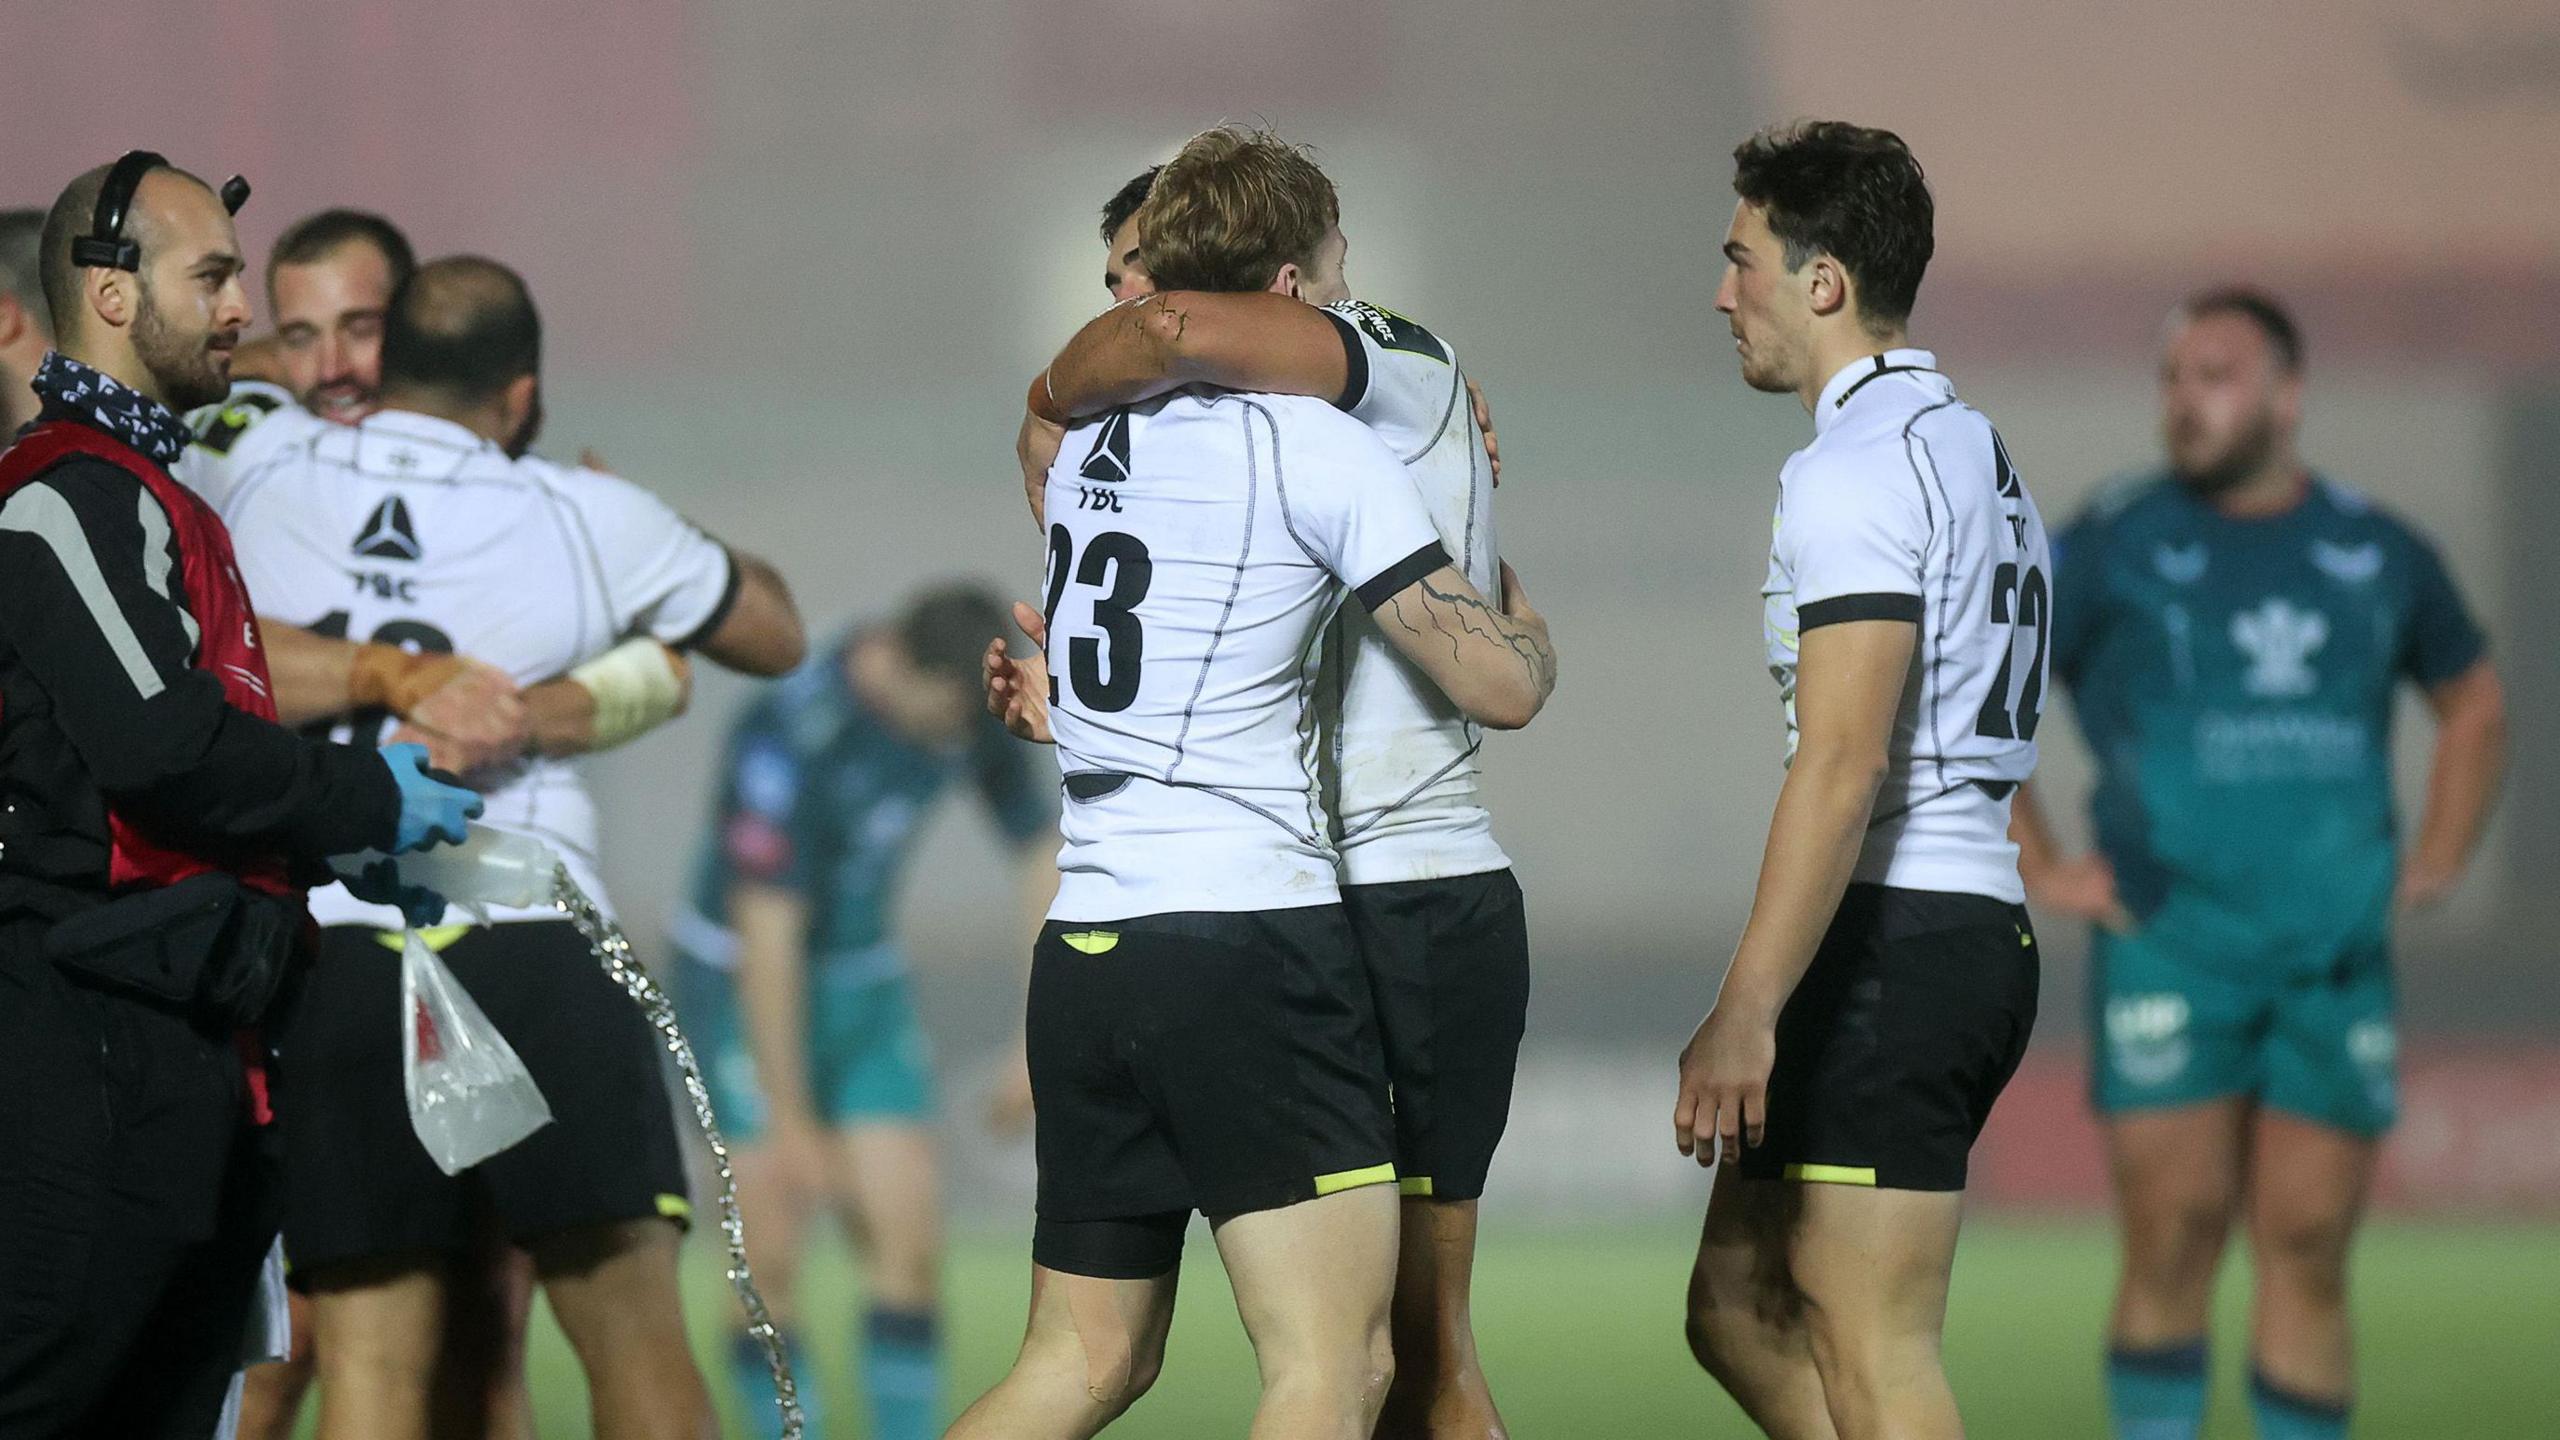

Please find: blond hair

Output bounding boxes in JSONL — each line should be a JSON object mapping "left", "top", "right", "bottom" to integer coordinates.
{"left": 1133, "top": 127, "right": 1337, "bottom": 294}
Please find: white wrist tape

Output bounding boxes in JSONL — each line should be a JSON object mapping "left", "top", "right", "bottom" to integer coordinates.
{"left": 568, "top": 638, "right": 689, "bottom": 751}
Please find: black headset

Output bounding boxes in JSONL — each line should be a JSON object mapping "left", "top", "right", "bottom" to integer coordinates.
{"left": 69, "top": 149, "right": 251, "bottom": 273}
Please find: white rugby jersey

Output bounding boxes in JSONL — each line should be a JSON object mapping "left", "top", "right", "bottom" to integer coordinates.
{"left": 1315, "top": 300, "right": 1509, "bottom": 886}
{"left": 1761, "top": 350, "right": 2051, "bottom": 903}
{"left": 180, "top": 397, "right": 737, "bottom": 926}
{"left": 178, "top": 380, "right": 327, "bottom": 496}
{"left": 1042, "top": 388, "right": 1447, "bottom": 922}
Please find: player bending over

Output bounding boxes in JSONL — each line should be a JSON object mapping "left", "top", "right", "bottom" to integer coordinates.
{"left": 955, "top": 126, "right": 1554, "bottom": 1440}
{"left": 1012, "top": 136, "right": 1530, "bottom": 1439}
{"left": 1674, "top": 121, "right": 2046, "bottom": 1440}
{"left": 671, "top": 583, "right": 1058, "bottom": 1440}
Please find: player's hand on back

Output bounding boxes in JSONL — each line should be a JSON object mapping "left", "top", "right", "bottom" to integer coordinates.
{"left": 1673, "top": 1003, "right": 1777, "bottom": 1169}
{"left": 1468, "top": 377, "right": 1501, "bottom": 486}
{"left": 402, "top": 659, "right": 532, "bottom": 774}
{"left": 984, "top": 601, "right": 1054, "bottom": 744}
{"left": 2025, "top": 851, "right": 2135, "bottom": 935}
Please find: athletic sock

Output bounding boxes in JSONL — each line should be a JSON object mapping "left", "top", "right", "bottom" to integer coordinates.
{"left": 863, "top": 1305, "right": 943, "bottom": 1440}
{"left": 730, "top": 1327, "right": 822, "bottom": 1440}
{"left": 2249, "top": 1369, "right": 2350, "bottom": 1440}
{"left": 2105, "top": 1338, "right": 2209, "bottom": 1440}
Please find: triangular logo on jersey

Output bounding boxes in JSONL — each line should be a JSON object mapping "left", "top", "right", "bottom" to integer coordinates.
{"left": 1990, "top": 431, "right": 2023, "bottom": 498}
{"left": 352, "top": 496, "right": 422, "bottom": 561}
{"left": 1078, "top": 410, "right": 1133, "bottom": 485}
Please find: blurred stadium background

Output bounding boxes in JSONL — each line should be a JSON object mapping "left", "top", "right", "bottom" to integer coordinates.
{"left": 16, "top": 0, "right": 2558, "bottom": 1432}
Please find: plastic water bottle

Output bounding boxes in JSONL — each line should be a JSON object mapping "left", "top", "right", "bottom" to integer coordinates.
{"left": 333, "top": 827, "right": 559, "bottom": 909}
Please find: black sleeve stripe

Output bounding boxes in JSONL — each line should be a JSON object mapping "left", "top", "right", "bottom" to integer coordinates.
{"left": 1322, "top": 309, "right": 1370, "bottom": 413}
{"left": 1354, "top": 541, "right": 1451, "bottom": 612}
{"left": 676, "top": 544, "right": 746, "bottom": 649}
{"left": 1799, "top": 592, "right": 1924, "bottom": 630}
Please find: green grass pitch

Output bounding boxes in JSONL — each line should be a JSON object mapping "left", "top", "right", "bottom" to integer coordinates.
{"left": 498, "top": 1219, "right": 2557, "bottom": 1436}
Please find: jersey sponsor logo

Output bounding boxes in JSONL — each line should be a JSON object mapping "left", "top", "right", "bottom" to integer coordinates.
{"left": 2194, "top": 710, "right": 2370, "bottom": 783}
{"left": 2152, "top": 541, "right": 2208, "bottom": 585}
{"left": 352, "top": 496, "right": 423, "bottom": 561}
{"left": 1077, "top": 410, "right": 1133, "bottom": 486}
{"left": 1333, "top": 300, "right": 1446, "bottom": 362}
{"left": 2232, "top": 597, "right": 2328, "bottom": 697}
{"left": 2311, "top": 540, "right": 2385, "bottom": 585}
{"left": 2104, "top": 993, "right": 2192, "bottom": 1088}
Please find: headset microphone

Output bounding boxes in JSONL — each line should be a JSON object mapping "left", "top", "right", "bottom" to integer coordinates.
{"left": 69, "top": 149, "right": 252, "bottom": 273}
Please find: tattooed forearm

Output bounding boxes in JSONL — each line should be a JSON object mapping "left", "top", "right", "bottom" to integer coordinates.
{"left": 1385, "top": 573, "right": 1556, "bottom": 695}
{"left": 1132, "top": 295, "right": 1191, "bottom": 353}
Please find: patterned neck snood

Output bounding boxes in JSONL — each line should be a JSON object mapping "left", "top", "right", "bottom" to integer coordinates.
{"left": 32, "top": 351, "right": 194, "bottom": 467}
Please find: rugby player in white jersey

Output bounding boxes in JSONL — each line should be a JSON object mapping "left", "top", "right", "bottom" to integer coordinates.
{"left": 186, "top": 211, "right": 533, "bottom": 787}
{"left": 1008, "top": 140, "right": 1526, "bottom": 1439}
{"left": 192, "top": 256, "right": 804, "bottom": 1440}
{"left": 183, "top": 209, "right": 695, "bottom": 1440}
{"left": 951, "top": 128, "right": 1556, "bottom": 1440}
{"left": 1674, "top": 122, "right": 2048, "bottom": 1440}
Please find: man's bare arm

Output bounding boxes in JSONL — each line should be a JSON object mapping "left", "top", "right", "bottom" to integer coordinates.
{"left": 1037, "top": 291, "right": 1351, "bottom": 420}
{"left": 1675, "top": 618, "right": 1914, "bottom": 1164}
{"left": 1368, "top": 562, "right": 1555, "bottom": 731}
{"left": 261, "top": 619, "right": 529, "bottom": 769}
{"left": 2400, "top": 657, "right": 2507, "bottom": 909}
{"left": 693, "top": 549, "right": 806, "bottom": 677}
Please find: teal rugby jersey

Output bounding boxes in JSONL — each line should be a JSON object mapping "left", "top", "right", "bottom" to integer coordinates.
{"left": 674, "top": 628, "right": 1055, "bottom": 969}
{"left": 2051, "top": 474, "right": 2484, "bottom": 971}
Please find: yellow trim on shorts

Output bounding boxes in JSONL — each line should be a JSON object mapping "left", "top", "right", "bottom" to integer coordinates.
{"left": 372, "top": 924, "right": 473, "bottom": 953}
{"left": 1060, "top": 930, "right": 1120, "bottom": 955}
{"left": 1312, "top": 1162, "right": 1398, "bottom": 1197}
{"left": 656, "top": 1193, "right": 694, "bottom": 1222}
{"left": 1783, "top": 1163, "right": 1878, "bottom": 1187}
{"left": 1398, "top": 1176, "right": 1435, "bottom": 1197}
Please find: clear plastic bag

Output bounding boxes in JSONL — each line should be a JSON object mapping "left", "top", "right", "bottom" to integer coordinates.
{"left": 400, "top": 930, "right": 552, "bottom": 1175}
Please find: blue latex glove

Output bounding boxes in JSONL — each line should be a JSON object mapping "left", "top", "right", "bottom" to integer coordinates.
{"left": 380, "top": 742, "right": 483, "bottom": 853}
{"left": 339, "top": 856, "right": 449, "bottom": 929}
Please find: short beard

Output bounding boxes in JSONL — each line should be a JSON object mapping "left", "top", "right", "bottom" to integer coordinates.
{"left": 132, "top": 282, "right": 230, "bottom": 412}
{"left": 1739, "top": 353, "right": 1798, "bottom": 395}
{"left": 2171, "top": 410, "right": 2279, "bottom": 497}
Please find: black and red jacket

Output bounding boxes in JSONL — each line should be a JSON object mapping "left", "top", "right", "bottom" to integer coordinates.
{"left": 0, "top": 360, "right": 400, "bottom": 924}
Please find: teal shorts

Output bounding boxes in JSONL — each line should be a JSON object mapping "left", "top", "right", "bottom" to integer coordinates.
{"left": 674, "top": 944, "right": 936, "bottom": 1140}
{"left": 2089, "top": 926, "right": 2398, "bottom": 1136}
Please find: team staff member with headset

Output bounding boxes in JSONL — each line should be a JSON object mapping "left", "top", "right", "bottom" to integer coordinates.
{"left": 0, "top": 152, "right": 477, "bottom": 1438}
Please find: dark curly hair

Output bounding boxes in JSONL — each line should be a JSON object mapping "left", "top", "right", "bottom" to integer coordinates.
{"left": 1732, "top": 121, "right": 1934, "bottom": 333}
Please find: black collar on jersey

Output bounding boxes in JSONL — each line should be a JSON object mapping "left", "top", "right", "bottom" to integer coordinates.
{"left": 31, "top": 352, "right": 193, "bottom": 465}
{"left": 1834, "top": 354, "right": 1939, "bottom": 409}
{"left": 71, "top": 150, "right": 251, "bottom": 273}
